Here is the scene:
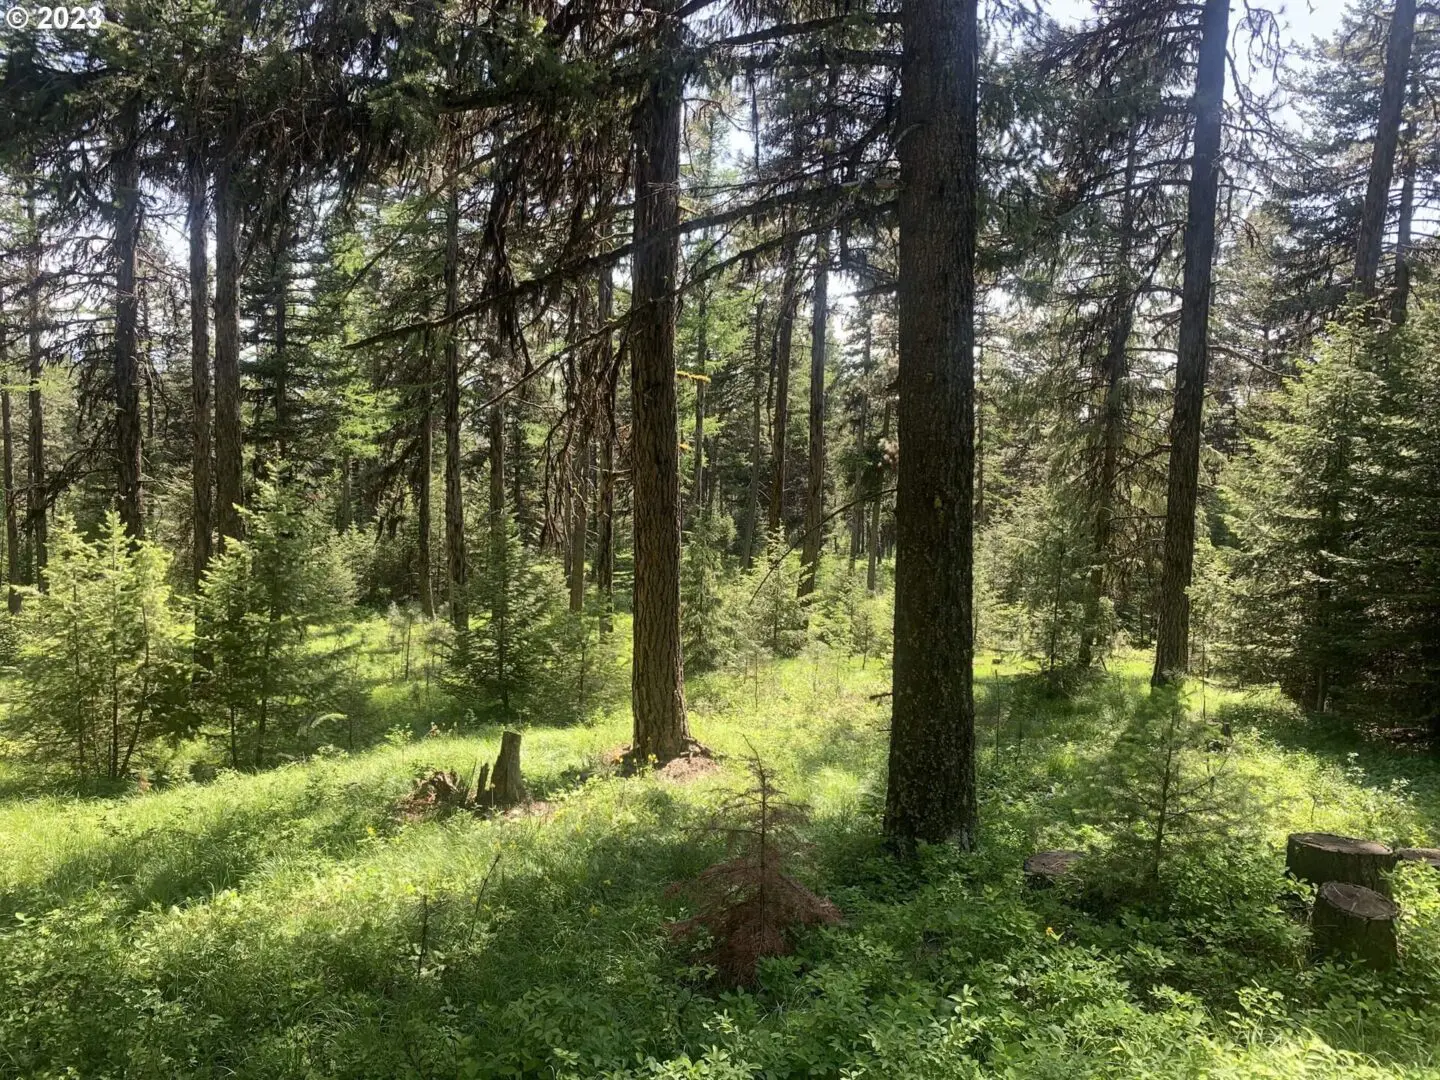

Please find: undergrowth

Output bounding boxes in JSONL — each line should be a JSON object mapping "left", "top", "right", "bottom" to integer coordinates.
{"left": 4, "top": 633, "right": 1440, "bottom": 1077}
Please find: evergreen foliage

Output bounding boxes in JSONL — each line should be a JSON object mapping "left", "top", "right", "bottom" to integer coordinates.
{"left": 5, "top": 513, "right": 190, "bottom": 781}
{"left": 196, "top": 479, "right": 356, "bottom": 769}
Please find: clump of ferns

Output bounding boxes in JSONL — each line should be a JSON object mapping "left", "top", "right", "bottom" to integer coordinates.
{"left": 667, "top": 749, "right": 841, "bottom": 988}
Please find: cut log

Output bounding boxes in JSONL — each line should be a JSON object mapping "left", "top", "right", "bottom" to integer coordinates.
{"left": 1396, "top": 847, "right": 1440, "bottom": 871}
{"left": 1286, "top": 832, "right": 1396, "bottom": 896}
{"left": 1311, "top": 881, "right": 1398, "bottom": 971}
{"left": 489, "top": 730, "right": 526, "bottom": 807}
{"left": 1024, "top": 850, "right": 1083, "bottom": 889}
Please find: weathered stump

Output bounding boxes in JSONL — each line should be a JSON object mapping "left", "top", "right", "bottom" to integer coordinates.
{"left": 1311, "top": 881, "right": 1398, "bottom": 970}
{"left": 1395, "top": 847, "right": 1440, "bottom": 871}
{"left": 489, "top": 730, "right": 526, "bottom": 807}
{"left": 1024, "top": 850, "right": 1083, "bottom": 889}
{"left": 1286, "top": 832, "right": 1396, "bottom": 896}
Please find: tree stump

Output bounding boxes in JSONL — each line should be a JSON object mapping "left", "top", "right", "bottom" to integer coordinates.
{"left": 1396, "top": 847, "right": 1440, "bottom": 871}
{"left": 1286, "top": 833, "right": 1396, "bottom": 896}
{"left": 489, "top": 730, "right": 526, "bottom": 807}
{"left": 1311, "top": 881, "right": 1398, "bottom": 971}
{"left": 1024, "top": 850, "right": 1083, "bottom": 889}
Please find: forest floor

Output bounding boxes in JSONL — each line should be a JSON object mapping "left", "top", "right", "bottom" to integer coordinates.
{"left": 5, "top": 626, "right": 1440, "bottom": 1078}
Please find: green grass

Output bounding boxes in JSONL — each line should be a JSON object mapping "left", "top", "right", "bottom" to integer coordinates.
{"left": 6, "top": 631, "right": 1440, "bottom": 1078}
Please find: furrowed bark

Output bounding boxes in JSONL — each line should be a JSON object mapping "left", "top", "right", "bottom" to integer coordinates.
{"left": 214, "top": 155, "right": 244, "bottom": 547}
{"left": 1352, "top": 0, "right": 1416, "bottom": 300}
{"left": 800, "top": 233, "right": 828, "bottom": 597}
{"left": 1151, "top": 0, "right": 1229, "bottom": 686}
{"left": 189, "top": 153, "right": 213, "bottom": 588}
{"left": 629, "top": 21, "right": 691, "bottom": 763}
{"left": 883, "top": 0, "right": 979, "bottom": 849}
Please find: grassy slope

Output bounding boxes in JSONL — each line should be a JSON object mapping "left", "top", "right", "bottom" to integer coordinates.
{"left": 4, "top": 635, "right": 1440, "bottom": 1078}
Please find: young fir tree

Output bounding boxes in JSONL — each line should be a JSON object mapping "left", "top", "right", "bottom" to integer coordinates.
{"left": 8, "top": 513, "right": 191, "bottom": 781}
{"left": 1225, "top": 297, "right": 1440, "bottom": 727}
{"left": 197, "top": 480, "right": 354, "bottom": 769}
{"left": 681, "top": 511, "right": 739, "bottom": 675}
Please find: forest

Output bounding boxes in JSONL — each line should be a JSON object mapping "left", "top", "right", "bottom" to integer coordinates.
{"left": 1, "top": 0, "right": 1440, "bottom": 1075}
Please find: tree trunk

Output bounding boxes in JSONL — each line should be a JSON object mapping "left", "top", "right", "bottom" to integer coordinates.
{"left": 1352, "top": 0, "right": 1416, "bottom": 300}
{"left": 595, "top": 268, "right": 617, "bottom": 628}
{"left": 1151, "top": 0, "right": 1229, "bottom": 687}
{"left": 1391, "top": 101, "right": 1418, "bottom": 325}
{"left": 767, "top": 249, "right": 798, "bottom": 535}
{"left": 417, "top": 358, "right": 435, "bottom": 618}
{"left": 867, "top": 399, "right": 889, "bottom": 595}
{"left": 800, "top": 236, "right": 829, "bottom": 597}
{"left": 26, "top": 183, "right": 47, "bottom": 584}
{"left": 487, "top": 393, "right": 510, "bottom": 707}
{"left": 689, "top": 285, "right": 708, "bottom": 526}
{"left": 629, "top": 25, "right": 691, "bottom": 764}
{"left": 189, "top": 154, "right": 213, "bottom": 588}
{"left": 851, "top": 308, "right": 872, "bottom": 565}
{"left": 742, "top": 296, "right": 766, "bottom": 569}
{"left": 568, "top": 428, "right": 591, "bottom": 613}
{"left": 214, "top": 156, "right": 244, "bottom": 547}
{"left": 1079, "top": 133, "right": 1139, "bottom": 669}
{"left": 488, "top": 396, "right": 505, "bottom": 521}
{"left": 271, "top": 214, "right": 290, "bottom": 460}
{"left": 0, "top": 292, "right": 18, "bottom": 614}
{"left": 883, "top": 0, "right": 979, "bottom": 850}
{"left": 444, "top": 168, "right": 468, "bottom": 633}
{"left": 113, "top": 121, "right": 145, "bottom": 540}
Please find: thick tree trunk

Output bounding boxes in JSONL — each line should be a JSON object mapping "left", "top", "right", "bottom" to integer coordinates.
{"left": 742, "top": 297, "right": 766, "bottom": 569}
{"left": 767, "top": 249, "right": 798, "bottom": 535}
{"left": 444, "top": 173, "right": 467, "bottom": 633}
{"left": 867, "top": 399, "right": 889, "bottom": 595}
{"left": 214, "top": 157, "right": 244, "bottom": 547}
{"left": 113, "top": 123, "right": 145, "bottom": 540}
{"left": 1079, "top": 136, "right": 1139, "bottom": 669}
{"left": 800, "top": 236, "right": 828, "bottom": 597}
{"left": 26, "top": 184, "right": 46, "bottom": 583}
{"left": 629, "top": 27, "right": 691, "bottom": 764}
{"left": 189, "top": 155, "right": 213, "bottom": 588}
{"left": 1352, "top": 0, "right": 1416, "bottom": 300}
{"left": 1151, "top": 0, "right": 1229, "bottom": 687}
{"left": 883, "top": 0, "right": 979, "bottom": 850}
{"left": 594, "top": 269, "right": 617, "bottom": 628}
